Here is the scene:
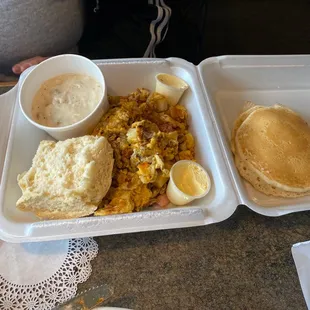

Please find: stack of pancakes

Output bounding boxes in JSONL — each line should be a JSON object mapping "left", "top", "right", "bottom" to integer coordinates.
{"left": 231, "top": 104, "right": 310, "bottom": 198}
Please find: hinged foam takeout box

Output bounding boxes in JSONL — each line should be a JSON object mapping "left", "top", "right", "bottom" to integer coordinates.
{"left": 1, "top": 55, "right": 310, "bottom": 242}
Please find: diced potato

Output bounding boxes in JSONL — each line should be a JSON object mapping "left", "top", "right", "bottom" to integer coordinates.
{"left": 178, "top": 150, "right": 194, "bottom": 160}
{"left": 153, "top": 173, "right": 169, "bottom": 188}
{"left": 185, "top": 133, "right": 195, "bottom": 150}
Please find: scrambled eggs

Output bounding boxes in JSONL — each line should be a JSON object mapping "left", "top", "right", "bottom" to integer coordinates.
{"left": 93, "top": 88, "right": 195, "bottom": 215}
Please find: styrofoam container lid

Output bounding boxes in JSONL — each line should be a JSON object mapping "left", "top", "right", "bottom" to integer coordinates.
{"left": 198, "top": 55, "right": 310, "bottom": 216}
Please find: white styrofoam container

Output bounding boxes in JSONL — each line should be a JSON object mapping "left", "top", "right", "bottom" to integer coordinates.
{"left": 0, "top": 58, "right": 238, "bottom": 242}
{"left": 2, "top": 55, "right": 310, "bottom": 242}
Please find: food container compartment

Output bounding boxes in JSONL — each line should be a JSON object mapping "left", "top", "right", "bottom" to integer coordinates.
{"left": 0, "top": 58, "right": 238, "bottom": 242}
{"left": 198, "top": 55, "right": 310, "bottom": 216}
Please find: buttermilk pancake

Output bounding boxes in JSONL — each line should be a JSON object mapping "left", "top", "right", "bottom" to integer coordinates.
{"left": 231, "top": 105, "right": 263, "bottom": 154}
{"left": 16, "top": 136, "right": 114, "bottom": 219}
{"left": 235, "top": 155, "right": 310, "bottom": 198}
{"left": 232, "top": 104, "right": 310, "bottom": 198}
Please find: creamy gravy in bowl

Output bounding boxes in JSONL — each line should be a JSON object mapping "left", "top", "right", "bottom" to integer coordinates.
{"left": 31, "top": 73, "right": 102, "bottom": 127}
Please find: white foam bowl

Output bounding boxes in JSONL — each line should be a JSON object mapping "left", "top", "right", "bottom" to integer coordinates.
{"left": 18, "top": 54, "right": 108, "bottom": 141}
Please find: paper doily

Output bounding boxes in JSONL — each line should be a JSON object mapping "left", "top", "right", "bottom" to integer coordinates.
{"left": 0, "top": 238, "right": 98, "bottom": 310}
